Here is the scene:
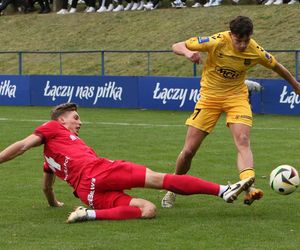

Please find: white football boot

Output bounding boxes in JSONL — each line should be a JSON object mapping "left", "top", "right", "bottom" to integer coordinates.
{"left": 288, "top": 0, "right": 299, "bottom": 4}
{"left": 86, "top": 6, "right": 96, "bottom": 12}
{"left": 57, "top": 8, "right": 68, "bottom": 14}
{"left": 143, "top": 1, "right": 154, "bottom": 10}
{"left": 69, "top": 7, "right": 77, "bottom": 13}
{"left": 67, "top": 206, "right": 88, "bottom": 223}
{"left": 264, "top": 0, "right": 274, "bottom": 5}
{"left": 222, "top": 177, "right": 255, "bottom": 203}
{"left": 113, "top": 4, "right": 124, "bottom": 11}
{"left": 97, "top": 6, "right": 107, "bottom": 12}
{"left": 192, "top": 2, "right": 201, "bottom": 7}
{"left": 106, "top": 3, "right": 114, "bottom": 11}
{"left": 161, "top": 191, "right": 176, "bottom": 208}
{"left": 137, "top": 0, "right": 145, "bottom": 10}
{"left": 124, "top": 2, "right": 134, "bottom": 10}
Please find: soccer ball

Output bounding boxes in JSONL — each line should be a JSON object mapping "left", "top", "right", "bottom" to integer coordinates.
{"left": 270, "top": 165, "right": 299, "bottom": 195}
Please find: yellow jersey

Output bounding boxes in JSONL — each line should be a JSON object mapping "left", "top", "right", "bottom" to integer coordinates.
{"left": 185, "top": 31, "right": 277, "bottom": 98}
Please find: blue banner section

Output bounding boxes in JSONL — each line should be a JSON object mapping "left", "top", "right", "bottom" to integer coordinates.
{"left": 139, "top": 76, "right": 200, "bottom": 111}
{"left": 29, "top": 75, "right": 139, "bottom": 108}
{"left": 0, "top": 75, "right": 299, "bottom": 115}
{"left": 0, "top": 75, "right": 30, "bottom": 105}
{"left": 261, "top": 79, "right": 299, "bottom": 115}
{"left": 249, "top": 79, "right": 300, "bottom": 115}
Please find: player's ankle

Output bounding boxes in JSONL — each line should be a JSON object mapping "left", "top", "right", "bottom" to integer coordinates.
{"left": 239, "top": 168, "right": 255, "bottom": 180}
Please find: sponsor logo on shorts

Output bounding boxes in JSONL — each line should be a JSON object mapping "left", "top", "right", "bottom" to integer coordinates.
{"left": 234, "top": 115, "right": 252, "bottom": 121}
{"left": 215, "top": 67, "right": 241, "bottom": 79}
{"left": 87, "top": 178, "right": 96, "bottom": 208}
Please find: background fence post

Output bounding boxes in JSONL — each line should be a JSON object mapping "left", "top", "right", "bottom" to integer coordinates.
{"left": 193, "top": 63, "right": 197, "bottom": 77}
{"left": 101, "top": 50, "right": 105, "bottom": 76}
{"left": 18, "top": 52, "right": 22, "bottom": 75}
{"left": 59, "top": 52, "right": 63, "bottom": 75}
{"left": 147, "top": 51, "right": 150, "bottom": 76}
{"left": 295, "top": 50, "right": 299, "bottom": 81}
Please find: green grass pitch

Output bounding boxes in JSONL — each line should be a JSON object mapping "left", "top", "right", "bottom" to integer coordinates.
{"left": 0, "top": 106, "right": 300, "bottom": 249}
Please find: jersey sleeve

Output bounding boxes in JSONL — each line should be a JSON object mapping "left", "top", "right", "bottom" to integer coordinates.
{"left": 34, "top": 120, "right": 60, "bottom": 143}
{"left": 254, "top": 43, "right": 277, "bottom": 69}
{"left": 185, "top": 33, "right": 220, "bottom": 52}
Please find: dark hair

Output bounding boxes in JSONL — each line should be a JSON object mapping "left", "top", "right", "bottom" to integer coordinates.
{"left": 229, "top": 16, "right": 253, "bottom": 38}
{"left": 51, "top": 103, "right": 78, "bottom": 120}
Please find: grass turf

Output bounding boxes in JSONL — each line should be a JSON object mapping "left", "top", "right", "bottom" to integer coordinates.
{"left": 0, "top": 106, "right": 300, "bottom": 249}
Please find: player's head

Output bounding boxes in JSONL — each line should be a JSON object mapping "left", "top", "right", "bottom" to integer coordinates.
{"left": 51, "top": 103, "right": 78, "bottom": 120}
{"left": 51, "top": 103, "right": 81, "bottom": 135}
{"left": 229, "top": 16, "right": 253, "bottom": 52}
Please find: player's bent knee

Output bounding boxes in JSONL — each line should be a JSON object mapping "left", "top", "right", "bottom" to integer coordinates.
{"left": 236, "top": 134, "right": 250, "bottom": 147}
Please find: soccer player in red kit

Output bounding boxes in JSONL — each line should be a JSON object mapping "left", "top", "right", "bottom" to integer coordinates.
{"left": 0, "top": 103, "right": 254, "bottom": 223}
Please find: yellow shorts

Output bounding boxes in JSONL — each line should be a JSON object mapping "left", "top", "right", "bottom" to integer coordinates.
{"left": 186, "top": 97, "right": 252, "bottom": 133}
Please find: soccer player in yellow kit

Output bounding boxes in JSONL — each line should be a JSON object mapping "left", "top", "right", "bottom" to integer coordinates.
{"left": 162, "top": 16, "right": 300, "bottom": 207}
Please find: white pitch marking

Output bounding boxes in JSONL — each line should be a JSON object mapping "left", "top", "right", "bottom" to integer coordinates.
{"left": 0, "top": 117, "right": 299, "bottom": 130}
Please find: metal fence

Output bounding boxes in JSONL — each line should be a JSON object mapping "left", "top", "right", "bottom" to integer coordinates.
{"left": 0, "top": 49, "right": 299, "bottom": 79}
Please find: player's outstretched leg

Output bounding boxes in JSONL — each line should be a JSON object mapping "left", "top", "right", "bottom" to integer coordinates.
{"left": 221, "top": 177, "right": 255, "bottom": 203}
{"left": 160, "top": 173, "right": 254, "bottom": 206}
{"left": 67, "top": 205, "right": 143, "bottom": 223}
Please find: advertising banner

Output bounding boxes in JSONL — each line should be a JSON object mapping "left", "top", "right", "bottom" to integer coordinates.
{"left": 29, "top": 75, "right": 139, "bottom": 108}
{"left": 0, "top": 75, "right": 299, "bottom": 115}
{"left": 260, "top": 79, "right": 300, "bottom": 115}
{"left": 138, "top": 76, "right": 200, "bottom": 111}
{"left": 0, "top": 75, "right": 30, "bottom": 105}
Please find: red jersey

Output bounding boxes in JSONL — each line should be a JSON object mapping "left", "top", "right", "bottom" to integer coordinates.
{"left": 35, "top": 120, "right": 101, "bottom": 189}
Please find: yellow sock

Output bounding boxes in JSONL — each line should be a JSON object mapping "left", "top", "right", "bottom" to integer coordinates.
{"left": 239, "top": 168, "right": 255, "bottom": 180}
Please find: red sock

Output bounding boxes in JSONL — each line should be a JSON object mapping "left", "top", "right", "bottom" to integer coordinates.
{"left": 162, "top": 174, "right": 220, "bottom": 196}
{"left": 95, "top": 206, "right": 142, "bottom": 220}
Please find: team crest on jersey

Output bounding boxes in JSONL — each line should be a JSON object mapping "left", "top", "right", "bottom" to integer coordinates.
{"left": 70, "top": 135, "right": 77, "bottom": 141}
{"left": 244, "top": 59, "right": 251, "bottom": 65}
{"left": 197, "top": 37, "right": 209, "bottom": 44}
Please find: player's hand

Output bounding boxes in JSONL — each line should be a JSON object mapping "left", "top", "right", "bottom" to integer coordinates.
{"left": 186, "top": 51, "right": 202, "bottom": 64}
{"left": 50, "top": 200, "right": 64, "bottom": 207}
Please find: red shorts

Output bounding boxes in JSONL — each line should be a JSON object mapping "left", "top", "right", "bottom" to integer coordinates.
{"left": 75, "top": 160, "right": 146, "bottom": 209}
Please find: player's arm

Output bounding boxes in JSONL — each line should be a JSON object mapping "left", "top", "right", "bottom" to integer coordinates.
{"left": 43, "top": 172, "right": 64, "bottom": 207}
{"left": 272, "top": 62, "right": 300, "bottom": 95}
{"left": 172, "top": 41, "right": 202, "bottom": 64}
{"left": 0, "top": 134, "right": 42, "bottom": 164}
